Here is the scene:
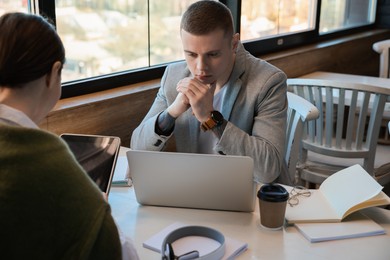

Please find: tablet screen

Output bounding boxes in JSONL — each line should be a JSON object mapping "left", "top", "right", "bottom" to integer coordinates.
{"left": 61, "top": 134, "right": 121, "bottom": 194}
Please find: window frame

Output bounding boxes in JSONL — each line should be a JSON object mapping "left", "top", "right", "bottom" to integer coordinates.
{"left": 36, "top": 0, "right": 378, "bottom": 99}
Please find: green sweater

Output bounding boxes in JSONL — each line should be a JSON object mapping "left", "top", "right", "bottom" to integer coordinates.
{"left": 0, "top": 125, "right": 121, "bottom": 259}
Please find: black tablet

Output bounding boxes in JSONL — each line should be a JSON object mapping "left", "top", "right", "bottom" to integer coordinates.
{"left": 60, "top": 133, "right": 121, "bottom": 195}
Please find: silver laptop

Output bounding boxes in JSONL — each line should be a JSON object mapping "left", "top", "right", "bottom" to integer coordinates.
{"left": 126, "top": 150, "right": 256, "bottom": 212}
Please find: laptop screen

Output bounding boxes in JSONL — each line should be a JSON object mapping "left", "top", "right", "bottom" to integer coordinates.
{"left": 61, "top": 134, "right": 121, "bottom": 194}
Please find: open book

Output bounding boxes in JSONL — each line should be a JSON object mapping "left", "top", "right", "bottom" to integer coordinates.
{"left": 143, "top": 222, "right": 248, "bottom": 260}
{"left": 285, "top": 164, "right": 390, "bottom": 223}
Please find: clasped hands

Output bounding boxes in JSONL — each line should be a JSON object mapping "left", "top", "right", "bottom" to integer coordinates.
{"left": 168, "top": 77, "right": 216, "bottom": 123}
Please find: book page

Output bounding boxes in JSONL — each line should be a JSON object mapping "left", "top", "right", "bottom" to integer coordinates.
{"left": 319, "top": 164, "right": 383, "bottom": 219}
{"left": 346, "top": 192, "right": 390, "bottom": 217}
{"left": 285, "top": 187, "right": 339, "bottom": 223}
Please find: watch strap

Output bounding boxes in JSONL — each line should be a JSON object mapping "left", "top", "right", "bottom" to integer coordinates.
{"left": 201, "top": 111, "right": 223, "bottom": 131}
{"left": 200, "top": 117, "right": 218, "bottom": 131}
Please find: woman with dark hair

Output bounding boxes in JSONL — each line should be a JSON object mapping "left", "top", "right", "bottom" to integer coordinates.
{"left": 0, "top": 13, "right": 138, "bottom": 259}
{"left": 0, "top": 12, "right": 65, "bottom": 124}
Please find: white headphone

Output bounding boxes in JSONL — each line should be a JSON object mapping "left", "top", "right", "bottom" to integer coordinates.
{"left": 161, "top": 226, "right": 225, "bottom": 260}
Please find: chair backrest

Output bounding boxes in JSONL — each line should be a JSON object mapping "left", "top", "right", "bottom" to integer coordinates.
{"left": 285, "top": 92, "right": 319, "bottom": 185}
{"left": 373, "top": 39, "right": 390, "bottom": 78}
{"left": 287, "top": 78, "right": 390, "bottom": 176}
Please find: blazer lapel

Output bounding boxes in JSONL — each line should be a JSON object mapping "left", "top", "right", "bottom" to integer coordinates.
{"left": 222, "top": 79, "right": 242, "bottom": 120}
{"left": 221, "top": 43, "right": 246, "bottom": 120}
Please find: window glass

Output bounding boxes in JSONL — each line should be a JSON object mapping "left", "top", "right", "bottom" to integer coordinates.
{"left": 45, "top": 0, "right": 378, "bottom": 95}
{"left": 240, "top": 0, "right": 317, "bottom": 41}
{"left": 319, "top": 0, "right": 377, "bottom": 34}
{"left": 55, "top": 0, "right": 197, "bottom": 83}
{"left": 149, "top": 1, "right": 197, "bottom": 65}
{"left": 0, "top": 0, "right": 29, "bottom": 15}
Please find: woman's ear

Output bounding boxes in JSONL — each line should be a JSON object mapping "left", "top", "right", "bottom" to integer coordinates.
{"left": 45, "top": 61, "right": 62, "bottom": 88}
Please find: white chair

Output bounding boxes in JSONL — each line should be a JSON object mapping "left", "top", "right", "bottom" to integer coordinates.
{"left": 285, "top": 92, "right": 319, "bottom": 185}
{"left": 373, "top": 40, "right": 390, "bottom": 144}
{"left": 373, "top": 39, "right": 390, "bottom": 78}
{"left": 287, "top": 78, "right": 390, "bottom": 187}
{"left": 374, "top": 121, "right": 390, "bottom": 186}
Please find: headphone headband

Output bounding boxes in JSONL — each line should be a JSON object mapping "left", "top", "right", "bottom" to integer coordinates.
{"left": 161, "top": 226, "right": 225, "bottom": 260}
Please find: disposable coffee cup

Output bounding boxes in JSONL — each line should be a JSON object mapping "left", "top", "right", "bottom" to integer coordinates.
{"left": 257, "top": 184, "right": 289, "bottom": 230}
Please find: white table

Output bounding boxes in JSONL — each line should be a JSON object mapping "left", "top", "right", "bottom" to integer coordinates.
{"left": 109, "top": 152, "right": 390, "bottom": 259}
{"left": 300, "top": 71, "right": 390, "bottom": 117}
{"left": 301, "top": 71, "right": 390, "bottom": 89}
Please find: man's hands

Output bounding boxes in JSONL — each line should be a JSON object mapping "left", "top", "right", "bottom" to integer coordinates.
{"left": 168, "top": 77, "right": 216, "bottom": 122}
{"left": 167, "top": 92, "right": 190, "bottom": 118}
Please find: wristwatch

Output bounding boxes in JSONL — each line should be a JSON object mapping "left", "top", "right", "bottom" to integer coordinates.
{"left": 200, "top": 110, "right": 224, "bottom": 131}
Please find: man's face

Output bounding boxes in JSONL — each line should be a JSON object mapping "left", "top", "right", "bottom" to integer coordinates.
{"left": 181, "top": 28, "right": 237, "bottom": 86}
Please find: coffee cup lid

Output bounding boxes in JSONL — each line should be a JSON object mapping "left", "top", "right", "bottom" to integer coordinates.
{"left": 257, "top": 184, "right": 289, "bottom": 202}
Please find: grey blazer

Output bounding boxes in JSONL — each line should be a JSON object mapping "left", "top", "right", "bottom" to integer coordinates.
{"left": 131, "top": 43, "right": 290, "bottom": 184}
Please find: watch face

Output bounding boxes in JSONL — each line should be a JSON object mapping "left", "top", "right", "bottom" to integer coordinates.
{"left": 211, "top": 111, "right": 224, "bottom": 126}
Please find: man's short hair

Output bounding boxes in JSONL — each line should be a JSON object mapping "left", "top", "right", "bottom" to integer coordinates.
{"left": 180, "top": 1, "right": 234, "bottom": 38}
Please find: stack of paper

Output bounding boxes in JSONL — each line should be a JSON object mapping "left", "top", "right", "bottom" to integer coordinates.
{"left": 294, "top": 212, "right": 386, "bottom": 242}
{"left": 143, "top": 222, "right": 248, "bottom": 259}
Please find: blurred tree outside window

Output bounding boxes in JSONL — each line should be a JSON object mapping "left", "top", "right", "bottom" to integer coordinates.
{"left": 0, "top": 0, "right": 28, "bottom": 15}
{"left": 55, "top": 0, "right": 197, "bottom": 82}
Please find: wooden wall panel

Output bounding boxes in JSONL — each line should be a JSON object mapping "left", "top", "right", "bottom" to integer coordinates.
{"left": 263, "top": 30, "right": 390, "bottom": 78}
{"left": 40, "top": 82, "right": 159, "bottom": 147}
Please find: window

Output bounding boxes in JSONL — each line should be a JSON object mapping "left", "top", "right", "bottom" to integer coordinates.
{"left": 319, "top": 0, "right": 377, "bottom": 34}
{"left": 240, "top": 0, "right": 317, "bottom": 41}
{"left": 55, "top": 0, "right": 198, "bottom": 83}
{"left": 0, "top": 0, "right": 29, "bottom": 14}
{"left": 26, "top": 0, "right": 378, "bottom": 97}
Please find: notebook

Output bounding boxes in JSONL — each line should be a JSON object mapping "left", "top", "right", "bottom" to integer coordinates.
{"left": 294, "top": 212, "right": 386, "bottom": 243}
{"left": 126, "top": 150, "right": 256, "bottom": 212}
{"left": 61, "top": 133, "right": 121, "bottom": 194}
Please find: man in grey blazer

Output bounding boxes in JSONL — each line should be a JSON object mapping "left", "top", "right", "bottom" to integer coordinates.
{"left": 131, "top": 1, "right": 290, "bottom": 185}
